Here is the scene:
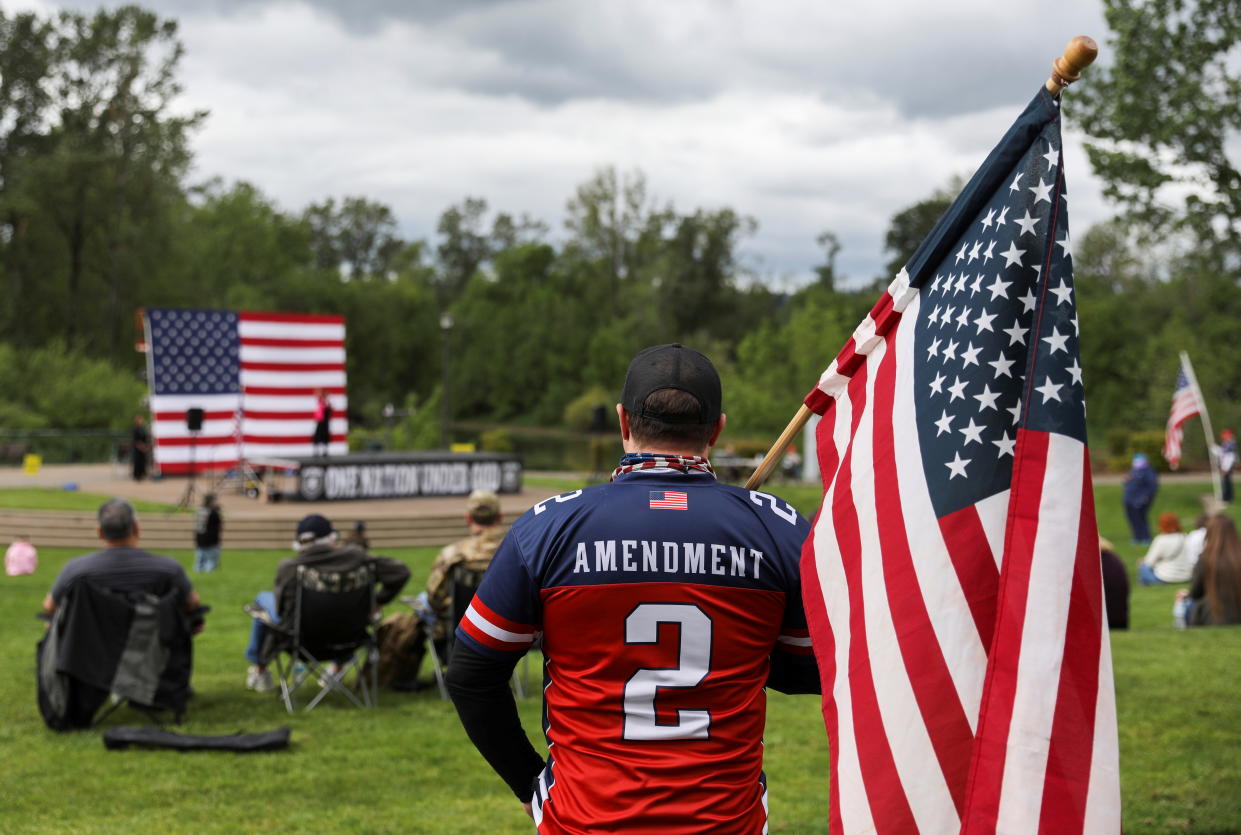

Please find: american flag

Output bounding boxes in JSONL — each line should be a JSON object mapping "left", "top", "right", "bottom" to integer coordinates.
{"left": 648, "top": 490, "right": 688, "bottom": 510}
{"left": 1163, "top": 359, "right": 1201, "bottom": 469}
{"left": 800, "top": 90, "right": 1119, "bottom": 833}
{"left": 145, "top": 309, "right": 348, "bottom": 474}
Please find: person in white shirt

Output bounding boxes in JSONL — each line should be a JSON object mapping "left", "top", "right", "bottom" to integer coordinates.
{"left": 1138, "top": 512, "right": 1193, "bottom": 585}
{"left": 1183, "top": 514, "right": 1209, "bottom": 570}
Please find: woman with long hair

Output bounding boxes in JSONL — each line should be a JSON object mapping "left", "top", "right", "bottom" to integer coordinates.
{"left": 1181, "top": 514, "right": 1241, "bottom": 626}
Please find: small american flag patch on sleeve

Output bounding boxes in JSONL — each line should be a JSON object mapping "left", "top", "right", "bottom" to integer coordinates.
{"left": 649, "top": 490, "right": 688, "bottom": 510}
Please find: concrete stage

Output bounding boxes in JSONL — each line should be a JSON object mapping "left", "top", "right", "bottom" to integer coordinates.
{"left": 0, "top": 462, "right": 566, "bottom": 550}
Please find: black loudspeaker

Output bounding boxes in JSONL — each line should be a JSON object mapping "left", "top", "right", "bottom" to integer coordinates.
{"left": 186, "top": 408, "right": 204, "bottom": 432}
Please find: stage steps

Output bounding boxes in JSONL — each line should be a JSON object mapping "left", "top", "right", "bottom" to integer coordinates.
{"left": 0, "top": 509, "right": 507, "bottom": 552}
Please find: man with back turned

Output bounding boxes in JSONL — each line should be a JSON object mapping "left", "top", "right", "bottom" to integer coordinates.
{"left": 448, "top": 343, "right": 819, "bottom": 833}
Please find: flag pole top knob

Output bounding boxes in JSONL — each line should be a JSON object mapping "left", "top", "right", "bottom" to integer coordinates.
{"left": 1046, "top": 35, "right": 1098, "bottom": 95}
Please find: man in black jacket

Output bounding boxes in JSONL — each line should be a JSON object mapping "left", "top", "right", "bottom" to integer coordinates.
{"left": 243, "top": 513, "right": 410, "bottom": 692}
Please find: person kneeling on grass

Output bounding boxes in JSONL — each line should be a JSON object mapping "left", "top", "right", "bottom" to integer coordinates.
{"left": 243, "top": 513, "right": 410, "bottom": 692}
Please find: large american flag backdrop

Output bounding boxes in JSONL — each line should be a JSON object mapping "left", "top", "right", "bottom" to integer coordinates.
{"left": 144, "top": 309, "right": 349, "bottom": 474}
{"left": 800, "top": 89, "right": 1120, "bottom": 833}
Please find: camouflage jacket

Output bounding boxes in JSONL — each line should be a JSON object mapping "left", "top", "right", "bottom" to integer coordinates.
{"left": 426, "top": 525, "right": 506, "bottom": 638}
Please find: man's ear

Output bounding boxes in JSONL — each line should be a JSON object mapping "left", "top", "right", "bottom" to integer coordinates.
{"left": 617, "top": 404, "right": 631, "bottom": 442}
{"left": 707, "top": 413, "right": 727, "bottom": 449}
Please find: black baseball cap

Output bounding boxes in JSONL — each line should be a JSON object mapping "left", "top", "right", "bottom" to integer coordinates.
{"left": 621, "top": 344, "right": 722, "bottom": 425}
{"left": 295, "top": 513, "right": 334, "bottom": 542}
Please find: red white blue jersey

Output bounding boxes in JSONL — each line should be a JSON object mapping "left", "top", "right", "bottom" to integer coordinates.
{"left": 456, "top": 469, "right": 813, "bottom": 833}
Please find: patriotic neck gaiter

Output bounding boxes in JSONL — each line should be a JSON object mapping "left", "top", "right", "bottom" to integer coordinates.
{"left": 610, "top": 453, "right": 716, "bottom": 482}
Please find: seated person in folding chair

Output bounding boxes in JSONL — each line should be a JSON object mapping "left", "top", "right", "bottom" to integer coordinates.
{"left": 244, "top": 513, "right": 410, "bottom": 692}
{"left": 391, "top": 491, "right": 505, "bottom": 691}
{"left": 43, "top": 498, "right": 204, "bottom": 624}
{"left": 39, "top": 498, "right": 206, "bottom": 727}
{"left": 421, "top": 491, "right": 504, "bottom": 643}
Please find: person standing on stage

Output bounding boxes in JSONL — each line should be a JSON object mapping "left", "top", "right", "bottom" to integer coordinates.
{"left": 130, "top": 414, "right": 151, "bottom": 481}
{"left": 311, "top": 389, "right": 333, "bottom": 457}
{"left": 447, "top": 343, "right": 819, "bottom": 832}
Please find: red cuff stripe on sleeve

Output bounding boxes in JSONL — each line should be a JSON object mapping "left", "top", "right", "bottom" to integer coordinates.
{"left": 471, "top": 594, "right": 536, "bottom": 636}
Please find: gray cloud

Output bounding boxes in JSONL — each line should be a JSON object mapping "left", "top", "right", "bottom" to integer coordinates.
{"left": 16, "top": 0, "right": 1117, "bottom": 285}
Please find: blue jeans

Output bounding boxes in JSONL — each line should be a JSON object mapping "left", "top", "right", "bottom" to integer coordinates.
{"left": 1138, "top": 563, "right": 1165, "bottom": 586}
{"left": 194, "top": 546, "right": 221, "bottom": 573}
{"left": 1125, "top": 502, "right": 1151, "bottom": 544}
{"left": 245, "top": 591, "right": 280, "bottom": 665}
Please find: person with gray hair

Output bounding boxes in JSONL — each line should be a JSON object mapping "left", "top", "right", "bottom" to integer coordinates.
{"left": 42, "top": 498, "right": 203, "bottom": 620}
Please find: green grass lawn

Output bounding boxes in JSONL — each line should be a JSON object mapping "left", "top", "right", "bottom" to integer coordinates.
{"left": 0, "top": 487, "right": 178, "bottom": 514}
{"left": 0, "top": 480, "right": 1237, "bottom": 832}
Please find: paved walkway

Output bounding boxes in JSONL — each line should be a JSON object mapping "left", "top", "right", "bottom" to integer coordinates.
{"left": 0, "top": 463, "right": 563, "bottom": 520}
{"left": 1, "top": 462, "right": 1218, "bottom": 518}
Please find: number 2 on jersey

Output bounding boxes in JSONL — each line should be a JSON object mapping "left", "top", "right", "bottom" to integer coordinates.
{"left": 622, "top": 603, "right": 713, "bottom": 741}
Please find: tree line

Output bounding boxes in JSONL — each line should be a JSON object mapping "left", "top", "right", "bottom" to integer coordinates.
{"left": 0, "top": 1, "right": 1236, "bottom": 470}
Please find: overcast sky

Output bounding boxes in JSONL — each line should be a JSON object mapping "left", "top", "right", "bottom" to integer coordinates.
{"left": 13, "top": 0, "right": 1115, "bottom": 287}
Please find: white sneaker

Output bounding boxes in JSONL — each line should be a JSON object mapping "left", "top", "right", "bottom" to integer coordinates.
{"left": 246, "top": 665, "right": 275, "bottom": 693}
{"left": 318, "top": 662, "right": 343, "bottom": 689}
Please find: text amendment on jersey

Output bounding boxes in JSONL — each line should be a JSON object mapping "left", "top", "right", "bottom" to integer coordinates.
{"left": 572, "top": 539, "right": 765, "bottom": 580}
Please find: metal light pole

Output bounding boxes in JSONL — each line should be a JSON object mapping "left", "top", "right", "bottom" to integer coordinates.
{"left": 440, "top": 312, "right": 453, "bottom": 448}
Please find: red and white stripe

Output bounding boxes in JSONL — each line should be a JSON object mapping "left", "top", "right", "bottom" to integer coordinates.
{"left": 775, "top": 627, "right": 814, "bottom": 656}
{"left": 149, "top": 394, "right": 243, "bottom": 474}
{"left": 239, "top": 312, "right": 348, "bottom": 458}
{"left": 801, "top": 273, "right": 1119, "bottom": 834}
{"left": 460, "top": 596, "right": 538, "bottom": 653}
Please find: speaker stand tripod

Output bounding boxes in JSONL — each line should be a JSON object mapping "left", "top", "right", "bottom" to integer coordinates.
{"left": 176, "top": 432, "right": 200, "bottom": 510}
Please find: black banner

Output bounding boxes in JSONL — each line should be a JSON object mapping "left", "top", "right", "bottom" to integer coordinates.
{"left": 292, "top": 453, "right": 522, "bottom": 501}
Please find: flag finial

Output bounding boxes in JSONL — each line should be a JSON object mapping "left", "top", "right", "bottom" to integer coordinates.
{"left": 1046, "top": 35, "right": 1098, "bottom": 95}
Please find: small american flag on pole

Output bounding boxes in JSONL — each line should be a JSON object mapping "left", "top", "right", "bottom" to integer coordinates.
{"left": 800, "top": 89, "right": 1119, "bottom": 833}
{"left": 145, "top": 309, "right": 348, "bottom": 474}
{"left": 1163, "top": 360, "right": 1201, "bottom": 470}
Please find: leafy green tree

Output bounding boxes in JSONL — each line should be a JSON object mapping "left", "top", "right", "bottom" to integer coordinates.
{"left": 655, "top": 207, "right": 758, "bottom": 339}
{"left": 814, "top": 230, "right": 842, "bottom": 291}
{"left": 0, "top": 10, "right": 55, "bottom": 345}
{"left": 36, "top": 6, "right": 203, "bottom": 356}
{"left": 435, "top": 196, "right": 491, "bottom": 306}
{"left": 564, "top": 167, "right": 670, "bottom": 303}
{"left": 881, "top": 180, "right": 959, "bottom": 280}
{"left": 1072, "top": 0, "right": 1240, "bottom": 255}
{"left": 177, "top": 180, "right": 313, "bottom": 309}
{"left": 304, "top": 195, "right": 404, "bottom": 279}
{"left": 0, "top": 341, "right": 145, "bottom": 429}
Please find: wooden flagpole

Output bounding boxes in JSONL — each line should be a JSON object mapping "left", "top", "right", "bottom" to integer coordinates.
{"left": 1045, "top": 36, "right": 1098, "bottom": 95}
{"left": 744, "top": 404, "right": 813, "bottom": 490}
{"left": 1179, "top": 351, "right": 1222, "bottom": 501}
{"left": 743, "top": 36, "right": 1098, "bottom": 493}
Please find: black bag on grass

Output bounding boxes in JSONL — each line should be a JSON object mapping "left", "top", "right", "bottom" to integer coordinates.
{"left": 103, "top": 726, "right": 291, "bottom": 752}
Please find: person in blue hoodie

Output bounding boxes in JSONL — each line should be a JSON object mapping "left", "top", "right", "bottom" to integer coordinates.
{"left": 1123, "top": 453, "right": 1159, "bottom": 545}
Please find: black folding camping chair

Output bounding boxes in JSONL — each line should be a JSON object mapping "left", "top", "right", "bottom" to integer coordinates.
{"left": 421, "top": 562, "right": 529, "bottom": 700}
{"left": 250, "top": 565, "right": 380, "bottom": 713}
{"left": 37, "top": 581, "right": 202, "bottom": 731}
